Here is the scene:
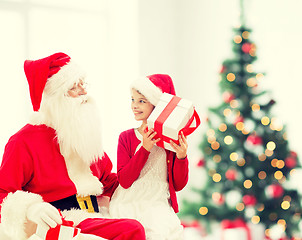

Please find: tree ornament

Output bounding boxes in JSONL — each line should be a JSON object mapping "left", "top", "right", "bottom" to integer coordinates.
{"left": 234, "top": 116, "right": 244, "bottom": 125}
{"left": 290, "top": 151, "right": 297, "bottom": 158}
{"left": 269, "top": 224, "right": 287, "bottom": 240}
{"left": 225, "top": 169, "right": 238, "bottom": 181}
{"left": 197, "top": 158, "right": 205, "bottom": 167}
{"left": 225, "top": 190, "right": 242, "bottom": 207}
{"left": 244, "top": 134, "right": 264, "bottom": 155}
{"left": 242, "top": 194, "right": 257, "bottom": 206}
{"left": 242, "top": 43, "right": 252, "bottom": 54}
{"left": 285, "top": 156, "right": 297, "bottom": 169}
{"left": 223, "top": 91, "right": 235, "bottom": 103}
{"left": 266, "top": 184, "right": 284, "bottom": 199}
{"left": 244, "top": 206, "right": 256, "bottom": 219}
{"left": 246, "top": 134, "right": 263, "bottom": 145}
{"left": 212, "top": 192, "right": 225, "bottom": 205}
{"left": 220, "top": 65, "right": 227, "bottom": 73}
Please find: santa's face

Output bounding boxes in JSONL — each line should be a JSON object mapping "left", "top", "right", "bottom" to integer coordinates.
{"left": 38, "top": 80, "right": 103, "bottom": 164}
{"left": 67, "top": 79, "right": 87, "bottom": 99}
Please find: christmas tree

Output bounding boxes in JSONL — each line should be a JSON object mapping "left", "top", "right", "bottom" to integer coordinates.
{"left": 180, "top": 3, "right": 302, "bottom": 239}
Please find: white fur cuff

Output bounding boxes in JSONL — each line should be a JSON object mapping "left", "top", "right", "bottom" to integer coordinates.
{"left": 1, "top": 191, "right": 43, "bottom": 240}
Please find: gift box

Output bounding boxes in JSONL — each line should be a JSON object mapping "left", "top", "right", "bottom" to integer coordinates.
{"left": 182, "top": 220, "right": 206, "bottom": 240}
{"left": 221, "top": 218, "right": 265, "bottom": 240}
{"left": 147, "top": 93, "right": 200, "bottom": 152}
{"left": 35, "top": 212, "right": 80, "bottom": 240}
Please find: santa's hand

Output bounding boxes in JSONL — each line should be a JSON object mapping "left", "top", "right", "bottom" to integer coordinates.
{"left": 26, "top": 202, "right": 62, "bottom": 229}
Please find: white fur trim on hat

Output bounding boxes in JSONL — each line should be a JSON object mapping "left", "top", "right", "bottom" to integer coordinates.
{"left": 130, "top": 77, "right": 163, "bottom": 106}
{"left": 44, "top": 60, "right": 86, "bottom": 97}
{"left": 1, "top": 190, "right": 43, "bottom": 240}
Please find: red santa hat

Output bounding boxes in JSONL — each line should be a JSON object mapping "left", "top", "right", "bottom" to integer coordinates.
{"left": 131, "top": 74, "right": 176, "bottom": 106}
{"left": 24, "top": 52, "right": 85, "bottom": 111}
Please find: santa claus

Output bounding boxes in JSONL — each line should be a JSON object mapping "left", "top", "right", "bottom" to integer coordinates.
{"left": 0, "top": 52, "right": 146, "bottom": 240}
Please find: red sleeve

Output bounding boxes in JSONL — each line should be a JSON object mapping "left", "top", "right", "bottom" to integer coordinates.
{"left": 170, "top": 152, "right": 189, "bottom": 191}
{"left": 0, "top": 138, "right": 34, "bottom": 212}
{"left": 92, "top": 152, "right": 119, "bottom": 198}
{"left": 117, "top": 132, "right": 150, "bottom": 189}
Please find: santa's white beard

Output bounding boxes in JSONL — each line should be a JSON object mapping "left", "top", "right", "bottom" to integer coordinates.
{"left": 33, "top": 94, "right": 104, "bottom": 165}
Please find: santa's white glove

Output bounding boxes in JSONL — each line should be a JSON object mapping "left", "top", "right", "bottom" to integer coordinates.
{"left": 26, "top": 202, "right": 62, "bottom": 229}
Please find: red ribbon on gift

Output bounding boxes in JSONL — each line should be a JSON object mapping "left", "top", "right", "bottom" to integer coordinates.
{"left": 221, "top": 218, "right": 251, "bottom": 240}
{"left": 154, "top": 96, "right": 181, "bottom": 148}
{"left": 153, "top": 96, "right": 200, "bottom": 148}
{"left": 45, "top": 210, "right": 80, "bottom": 239}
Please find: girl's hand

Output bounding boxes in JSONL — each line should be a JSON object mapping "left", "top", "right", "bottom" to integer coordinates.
{"left": 169, "top": 131, "right": 188, "bottom": 159}
{"left": 141, "top": 125, "right": 161, "bottom": 151}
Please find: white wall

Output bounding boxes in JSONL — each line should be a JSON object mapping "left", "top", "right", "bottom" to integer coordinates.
{"left": 98, "top": 0, "right": 139, "bottom": 169}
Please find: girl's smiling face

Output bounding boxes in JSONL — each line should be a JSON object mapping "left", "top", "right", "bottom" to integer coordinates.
{"left": 131, "top": 89, "right": 155, "bottom": 123}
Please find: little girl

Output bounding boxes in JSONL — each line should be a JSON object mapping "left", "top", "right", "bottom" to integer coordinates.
{"left": 109, "top": 74, "right": 189, "bottom": 240}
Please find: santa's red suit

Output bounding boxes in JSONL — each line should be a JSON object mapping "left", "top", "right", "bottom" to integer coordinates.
{"left": 0, "top": 52, "right": 146, "bottom": 240}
